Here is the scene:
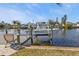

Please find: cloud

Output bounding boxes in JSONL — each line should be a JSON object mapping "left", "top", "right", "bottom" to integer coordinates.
{"left": 0, "top": 8, "right": 31, "bottom": 24}
{"left": 49, "top": 4, "right": 72, "bottom": 16}
{"left": 25, "top": 9, "right": 47, "bottom": 22}
{"left": 25, "top": 3, "right": 40, "bottom": 11}
{"left": 0, "top": 4, "right": 43, "bottom": 24}
{"left": 31, "top": 4, "right": 39, "bottom": 7}
{"left": 0, "top": 3, "right": 74, "bottom": 24}
{"left": 0, "top": 4, "right": 52, "bottom": 23}
{"left": 49, "top": 8, "right": 65, "bottom": 16}
{"left": 63, "top": 4, "right": 71, "bottom": 8}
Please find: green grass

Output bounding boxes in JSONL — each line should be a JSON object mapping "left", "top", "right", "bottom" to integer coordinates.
{"left": 12, "top": 48, "right": 79, "bottom": 56}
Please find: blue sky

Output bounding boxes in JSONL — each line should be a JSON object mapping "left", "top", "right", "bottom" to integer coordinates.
{"left": 0, "top": 3, "right": 79, "bottom": 24}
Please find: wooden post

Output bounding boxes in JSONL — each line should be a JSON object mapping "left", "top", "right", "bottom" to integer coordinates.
{"left": 48, "top": 33, "right": 52, "bottom": 45}
{"left": 30, "top": 28, "right": 33, "bottom": 45}
{"left": 51, "top": 27, "right": 53, "bottom": 45}
{"left": 5, "top": 29, "right": 8, "bottom": 34}
{"left": 17, "top": 29, "right": 20, "bottom": 44}
{"left": 48, "top": 25, "right": 53, "bottom": 45}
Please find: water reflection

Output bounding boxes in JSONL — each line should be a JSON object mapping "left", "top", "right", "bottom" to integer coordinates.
{"left": 0, "top": 29, "right": 79, "bottom": 47}
{"left": 53, "top": 29, "right": 79, "bottom": 47}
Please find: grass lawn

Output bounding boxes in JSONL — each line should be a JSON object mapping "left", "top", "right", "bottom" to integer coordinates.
{"left": 12, "top": 48, "right": 79, "bottom": 56}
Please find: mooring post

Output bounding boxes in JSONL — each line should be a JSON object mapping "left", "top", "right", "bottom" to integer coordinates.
{"left": 17, "top": 29, "right": 20, "bottom": 44}
{"left": 5, "top": 29, "right": 8, "bottom": 34}
{"left": 48, "top": 32, "right": 53, "bottom": 45}
{"left": 30, "top": 28, "right": 33, "bottom": 45}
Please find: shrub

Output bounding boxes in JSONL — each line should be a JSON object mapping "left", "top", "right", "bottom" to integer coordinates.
{"left": 33, "top": 38, "right": 41, "bottom": 45}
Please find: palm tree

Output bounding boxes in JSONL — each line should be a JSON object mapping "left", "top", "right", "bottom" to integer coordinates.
{"left": 61, "top": 14, "right": 68, "bottom": 31}
{"left": 61, "top": 15, "right": 68, "bottom": 40}
{"left": 13, "top": 20, "right": 21, "bottom": 44}
{"left": 64, "top": 15, "right": 68, "bottom": 31}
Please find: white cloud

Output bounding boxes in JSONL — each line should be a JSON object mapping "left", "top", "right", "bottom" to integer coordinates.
{"left": 63, "top": 4, "right": 71, "bottom": 8}
{"left": 49, "top": 8, "right": 65, "bottom": 16}
{"left": 31, "top": 4, "right": 39, "bottom": 7}
{"left": 65, "top": 4, "right": 71, "bottom": 8}
{"left": 25, "top": 9, "right": 47, "bottom": 22}
{"left": 25, "top": 3, "right": 40, "bottom": 12}
{"left": 0, "top": 8, "right": 31, "bottom": 24}
{"left": 49, "top": 4, "right": 72, "bottom": 16}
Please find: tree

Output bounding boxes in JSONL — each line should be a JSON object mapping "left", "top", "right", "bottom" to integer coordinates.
{"left": 0, "top": 21, "right": 5, "bottom": 29}
{"left": 13, "top": 20, "right": 21, "bottom": 29}
{"left": 0, "top": 21, "right": 11, "bottom": 34}
{"left": 61, "top": 14, "right": 68, "bottom": 31}
{"left": 61, "top": 15, "right": 68, "bottom": 39}
{"left": 64, "top": 14, "right": 68, "bottom": 31}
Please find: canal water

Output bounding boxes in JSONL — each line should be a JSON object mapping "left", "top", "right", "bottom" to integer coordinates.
{"left": 53, "top": 29, "right": 79, "bottom": 47}
{"left": 1, "top": 29, "right": 79, "bottom": 47}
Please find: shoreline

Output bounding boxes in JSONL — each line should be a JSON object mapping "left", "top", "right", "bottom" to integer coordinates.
{"left": 1, "top": 45, "right": 79, "bottom": 56}
{"left": 25, "top": 45, "right": 79, "bottom": 51}
{"left": 12, "top": 45, "right": 79, "bottom": 56}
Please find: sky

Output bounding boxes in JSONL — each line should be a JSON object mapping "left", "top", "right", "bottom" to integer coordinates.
{"left": 0, "top": 3, "right": 79, "bottom": 24}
